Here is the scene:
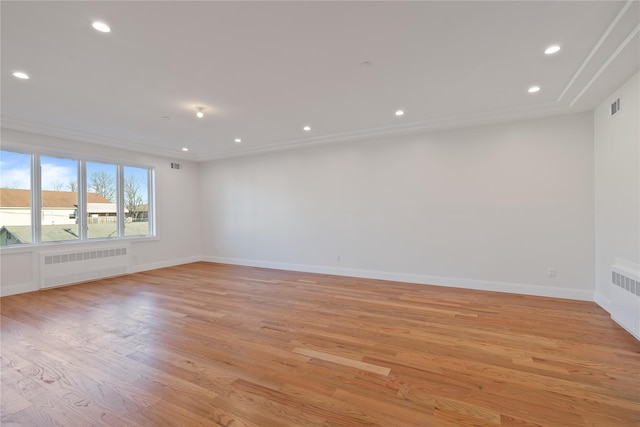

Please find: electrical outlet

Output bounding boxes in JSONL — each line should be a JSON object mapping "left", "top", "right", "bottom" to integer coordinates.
{"left": 548, "top": 268, "right": 557, "bottom": 278}
{"left": 336, "top": 255, "right": 341, "bottom": 262}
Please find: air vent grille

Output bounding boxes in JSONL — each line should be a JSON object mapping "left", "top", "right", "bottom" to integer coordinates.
{"left": 171, "top": 162, "right": 182, "bottom": 170}
{"left": 610, "top": 98, "right": 621, "bottom": 116}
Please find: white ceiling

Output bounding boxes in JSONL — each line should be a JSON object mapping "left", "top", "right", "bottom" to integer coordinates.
{"left": 2, "top": 1, "right": 639, "bottom": 161}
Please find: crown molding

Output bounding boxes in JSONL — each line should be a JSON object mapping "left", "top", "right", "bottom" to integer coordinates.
{"left": 559, "top": 0, "right": 638, "bottom": 105}
{"left": 0, "top": 117, "right": 197, "bottom": 161}
{"left": 3, "top": 100, "right": 573, "bottom": 163}
{"left": 199, "top": 100, "right": 572, "bottom": 161}
{"left": 570, "top": 22, "right": 640, "bottom": 107}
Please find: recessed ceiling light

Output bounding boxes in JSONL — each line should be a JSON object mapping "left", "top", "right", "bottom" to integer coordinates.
{"left": 303, "top": 126, "right": 311, "bottom": 132}
{"left": 182, "top": 148, "right": 189, "bottom": 152}
{"left": 544, "top": 45, "right": 561, "bottom": 55}
{"left": 12, "top": 71, "right": 29, "bottom": 79}
{"left": 92, "top": 21, "right": 111, "bottom": 33}
{"left": 234, "top": 138, "right": 242, "bottom": 143}
{"left": 196, "top": 107, "right": 204, "bottom": 118}
{"left": 528, "top": 86, "right": 541, "bottom": 93}
{"left": 395, "top": 110, "right": 404, "bottom": 116}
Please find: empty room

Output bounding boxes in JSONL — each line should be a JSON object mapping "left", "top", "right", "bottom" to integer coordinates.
{"left": 1, "top": 1, "right": 639, "bottom": 426}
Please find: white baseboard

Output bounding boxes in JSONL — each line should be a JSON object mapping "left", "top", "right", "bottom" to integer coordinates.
{"left": 1, "top": 281, "right": 38, "bottom": 297}
{"left": 594, "top": 291, "right": 612, "bottom": 313}
{"left": 611, "top": 315, "right": 640, "bottom": 341}
{"left": 130, "top": 256, "right": 202, "bottom": 274}
{"left": 1, "top": 257, "right": 202, "bottom": 297}
{"left": 202, "top": 256, "right": 594, "bottom": 301}
{"left": 2, "top": 254, "right": 595, "bottom": 303}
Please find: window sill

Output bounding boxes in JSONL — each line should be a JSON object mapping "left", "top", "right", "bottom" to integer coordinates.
{"left": 0, "top": 235, "right": 159, "bottom": 254}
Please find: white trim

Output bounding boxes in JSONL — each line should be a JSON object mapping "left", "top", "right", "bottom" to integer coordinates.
{"left": 0, "top": 256, "right": 201, "bottom": 296}
{"left": 129, "top": 256, "right": 202, "bottom": 274}
{"left": 4, "top": 101, "right": 567, "bottom": 163}
{"left": 1, "top": 117, "right": 195, "bottom": 161}
{"left": 570, "top": 22, "right": 640, "bottom": 107}
{"left": 199, "top": 102, "right": 566, "bottom": 161}
{"left": 594, "top": 291, "right": 612, "bottom": 313}
{"left": 0, "top": 235, "right": 159, "bottom": 255}
{"left": 612, "top": 257, "right": 640, "bottom": 279}
{"left": 1, "top": 139, "right": 162, "bottom": 172}
{"left": 202, "top": 256, "right": 594, "bottom": 301}
{"left": 611, "top": 315, "right": 640, "bottom": 341}
{"left": 0, "top": 253, "right": 597, "bottom": 302}
{"left": 558, "top": 0, "right": 634, "bottom": 102}
{"left": 0, "top": 282, "right": 38, "bottom": 297}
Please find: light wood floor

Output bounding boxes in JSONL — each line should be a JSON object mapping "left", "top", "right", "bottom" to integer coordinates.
{"left": 1, "top": 262, "right": 639, "bottom": 426}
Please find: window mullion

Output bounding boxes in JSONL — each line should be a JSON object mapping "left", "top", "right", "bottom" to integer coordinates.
{"left": 32, "top": 153, "right": 41, "bottom": 244}
{"left": 78, "top": 160, "right": 87, "bottom": 240}
{"left": 148, "top": 168, "right": 155, "bottom": 236}
{"left": 117, "top": 165, "right": 125, "bottom": 237}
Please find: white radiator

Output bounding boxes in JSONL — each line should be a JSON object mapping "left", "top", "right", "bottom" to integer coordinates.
{"left": 40, "top": 245, "right": 130, "bottom": 289}
{"left": 610, "top": 263, "right": 640, "bottom": 340}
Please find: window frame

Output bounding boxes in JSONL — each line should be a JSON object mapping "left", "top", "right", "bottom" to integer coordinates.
{"left": 0, "top": 147, "right": 156, "bottom": 248}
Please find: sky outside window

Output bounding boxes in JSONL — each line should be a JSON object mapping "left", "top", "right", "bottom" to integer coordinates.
{"left": 1, "top": 150, "right": 31, "bottom": 190}
{"left": 0, "top": 150, "right": 32, "bottom": 245}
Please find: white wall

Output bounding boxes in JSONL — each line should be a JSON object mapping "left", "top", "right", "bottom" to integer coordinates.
{"left": 201, "top": 113, "right": 595, "bottom": 300}
{"left": 0, "top": 129, "right": 202, "bottom": 296}
{"left": 594, "top": 72, "right": 640, "bottom": 309}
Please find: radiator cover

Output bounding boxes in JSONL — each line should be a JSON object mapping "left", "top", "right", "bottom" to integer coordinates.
{"left": 40, "top": 246, "right": 130, "bottom": 289}
{"left": 610, "top": 263, "right": 640, "bottom": 339}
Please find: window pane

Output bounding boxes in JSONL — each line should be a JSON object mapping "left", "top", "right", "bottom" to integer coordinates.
{"left": 41, "top": 156, "right": 79, "bottom": 242}
{"left": 87, "top": 162, "right": 118, "bottom": 239}
{"left": 0, "top": 150, "right": 32, "bottom": 245}
{"left": 124, "top": 166, "right": 150, "bottom": 237}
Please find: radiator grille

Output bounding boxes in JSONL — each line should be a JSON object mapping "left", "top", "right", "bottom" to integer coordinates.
{"left": 612, "top": 271, "right": 640, "bottom": 296}
{"left": 610, "top": 264, "right": 640, "bottom": 340}
{"left": 40, "top": 246, "right": 130, "bottom": 289}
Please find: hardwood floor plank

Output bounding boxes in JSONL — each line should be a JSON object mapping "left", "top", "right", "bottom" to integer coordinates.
{"left": 2, "top": 262, "right": 639, "bottom": 426}
{"left": 332, "top": 388, "right": 452, "bottom": 427}
{"left": 292, "top": 347, "right": 391, "bottom": 375}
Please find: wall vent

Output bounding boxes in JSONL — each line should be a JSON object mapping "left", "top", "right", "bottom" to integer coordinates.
{"left": 610, "top": 98, "right": 621, "bottom": 116}
{"left": 610, "top": 264, "right": 640, "bottom": 339}
{"left": 40, "top": 246, "right": 130, "bottom": 289}
{"left": 171, "top": 162, "right": 182, "bottom": 170}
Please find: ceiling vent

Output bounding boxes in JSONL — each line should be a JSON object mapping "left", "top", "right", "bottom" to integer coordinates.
{"left": 610, "top": 98, "right": 621, "bottom": 116}
{"left": 170, "top": 162, "right": 182, "bottom": 170}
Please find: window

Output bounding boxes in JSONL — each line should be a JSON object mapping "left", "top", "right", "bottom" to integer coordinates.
{"left": 0, "top": 149, "right": 154, "bottom": 246}
{"left": 87, "top": 161, "right": 118, "bottom": 239}
{"left": 41, "top": 155, "right": 79, "bottom": 242}
{"left": 124, "top": 166, "right": 150, "bottom": 237}
{"left": 0, "top": 150, "right": 32, "bottom": 245}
